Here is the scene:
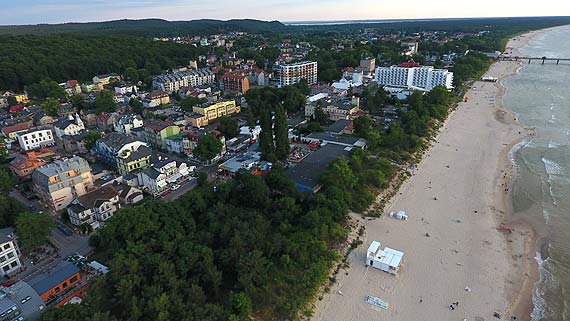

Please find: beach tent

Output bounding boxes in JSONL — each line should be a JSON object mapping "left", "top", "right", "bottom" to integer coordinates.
{"left": 366, "top": 241, "right": 404, "bottom": 275}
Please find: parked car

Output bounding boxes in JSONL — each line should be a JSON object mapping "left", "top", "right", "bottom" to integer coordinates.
{"left": 57, "top": 224, "right": 73, "bottom": 236}
{"left": 170, "top": 184, "right": 181, "bottom": 191}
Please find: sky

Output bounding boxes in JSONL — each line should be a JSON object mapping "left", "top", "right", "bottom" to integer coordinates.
{"left": 1, "top": 0, "right": 570, "bottom": 25}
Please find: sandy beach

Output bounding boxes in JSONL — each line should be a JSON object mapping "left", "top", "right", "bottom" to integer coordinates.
{"left": 310, "top": 30, "right": 553, "bottom": 321}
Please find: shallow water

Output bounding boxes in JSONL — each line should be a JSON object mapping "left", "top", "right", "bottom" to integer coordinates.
{"left": 503, "top": 26, "right": 570, "bottom": 321}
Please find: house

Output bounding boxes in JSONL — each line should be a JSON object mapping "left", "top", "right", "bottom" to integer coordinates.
{"left": 32, "top": 156, "right": 94, "bottom": 210}
{"left": 9, "top": 104, "right": 24, "bottom": 114}
{"left": 67, "top": 185, "right": 121, "bottom": 228}
{"left": 53, "top": 114, "right": 85, "bottom": 139}
{"left": 32, "top": 110, "right": 55, "bottom": 126}
{"left": 137, "top": 154, "right": 190, "bottom": 194}
{"left": 1, "top": 121, "right": 32, "bottom": 139}
{"left": 62, "top": 131, "right": 88, "bottom": 154}
{"left": 17, "top": 128, "right": 55, "bottom": 151}
{"left": 2, "top": 91, "right": 29, "bottom": 104}
{"left": 93, "top": 73, "right": 120, "bottom": 85}
{"left": 0, "top": 281, "right": 46, "bottom": 321}
{"left": 321, "top": 98, "right": 360, "bottom": 121}
{"left": 9, "top": 149, "right": 55, "bottom": 179}
{"left": 111, "top": 181, "right": 144, "bottom": 205}
{"left": 325, "top": 119, "right": 354, "bottom": 135}
{"left": 0, "top": 227, "right": 23, "bottom": 277}
{"left": 366, "top": 241, "right": 404, "bottom": 275}
{"left": 95, "top": 112, "right": 117, "bottom": 132}
{"left": 28, "top": 261, "right": 85, "bottom": 307}
{"left": 143, "top": 90, "right": 170, "bottom": 107}
{"left": 144, "top": 119, "right": 180, "bottom": 150}
{"left": 116, "top": 144, "right": 153, "bottom": 175}
{"left": 113, "top": 113, "right": 144, "bottom": 135}
{"left": 93, "top": 133, "right": 148, "bottom": 169}
{"left": 114, "top": 83, "right": 138, "bottom": 95}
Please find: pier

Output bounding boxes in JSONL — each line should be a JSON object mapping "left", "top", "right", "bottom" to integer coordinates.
{"left": 499, "top": 56, "right": 570, "bottom": 65}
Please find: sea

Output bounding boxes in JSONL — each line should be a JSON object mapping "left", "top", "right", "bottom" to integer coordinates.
{"left": 503, "top": 25, "right": 570, "bottom": 321}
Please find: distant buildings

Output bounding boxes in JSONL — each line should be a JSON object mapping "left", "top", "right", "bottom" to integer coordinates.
{"left": 137, "top": 154, "right": 190, "bottom": 194}
{"left": 0, "top": 280, "right": 46, "bottom": 321}
{"left": 359, "top": 58, "right": 376, "bottom": 74}
{"left": 32, "top": 156, "right": 94, "bottom": 210}
{"left": 144, "top": 120, "right": 180, "bottom": 150}
{"left": 220, "top": 71, "right": 250, "bottom": 94}
{"left": 9, "top": 149, "right": 53, "bottom": 179}
{"left": 94, "top": 133, "right": 148, "bottom": 168}
{"left": 1, "top": 121, "right": 32, "bottom": 140}
{"left": 152, "top": 69, "right": 215, "bottom": 93}
{"left": 113, "top": 114, "right": 144, "bottom": 135}
{"left": 0, "top": 227, "right": 23, "bottom": 277}
{"left": 53, "top": 114, "right": 85, "bottom": 139}
{"left": 276, "top": 61, "right": 318, "bottom": 87}
{"left": 374, "top": 63, "right": 454, "bottom": 91}
{"left": 17, "top": 128, "right": 55, "bottom": 151}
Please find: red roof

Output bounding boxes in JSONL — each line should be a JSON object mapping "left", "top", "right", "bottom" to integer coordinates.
{"left": 144, "top": 120, "right": 174, "bottom": 132}
{"left": 398, "top": 61, "right": 422, "bottom": 68}
{"left": 9, "top": 104, "right": 24, "bottom": 113}
{"left": 2, "top": 121, "right": 31, "bottom": 136}
{"left": 67, "top": 80, "right": 79, "bottom": 87}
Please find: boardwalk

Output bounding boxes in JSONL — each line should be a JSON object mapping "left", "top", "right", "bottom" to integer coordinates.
{"left": 499, "top": 55, "right": 570, "bottom": 64}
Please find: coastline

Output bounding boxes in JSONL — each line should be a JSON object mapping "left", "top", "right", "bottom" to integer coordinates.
{"left": 309, "top": 27, "right": 558, "bottom": 321}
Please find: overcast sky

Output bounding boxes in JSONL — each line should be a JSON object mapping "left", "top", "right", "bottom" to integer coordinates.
{"left": 2, "top": 0, "right": 570, "bottom": 25}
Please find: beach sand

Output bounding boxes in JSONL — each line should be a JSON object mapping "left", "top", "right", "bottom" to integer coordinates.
{"left": 309, "top": 30, "right": 554, "bottom": 321}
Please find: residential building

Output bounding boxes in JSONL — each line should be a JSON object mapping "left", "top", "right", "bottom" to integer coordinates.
{"left": 220, "top": 70, "right": 250, "bottom": 94}
{"left": 93, "top": 74, "right": 120, "bottom": 85}
{"left": 114, "top": 83, "right": 138, "bottom": 95}
{"left": 138, "top": 154, "right": 190, "bottom": 194}
{"left": 0, "top": 227, "right": 23, "bottom": 277}
{"left": 116, "top": 144, "right": 153, "bottom": 175}
{"left": 402, "top": 42, "right": 419, "bottom": 56}
{"left": 53, "top": 113, "right": 85, "bottom": 139}
{"left": 28, "top": 261, "right": 85, "bottom": 307}
{"left": 93, "top": 133, "right": 148, "bottom": 168}
{"left": 1, "top": 121, "right": 32, "bottom": 139}
{"left": 143, "top": 90, "right": 170, "bottom": 108}
{"left": 306, "top": 97, "right": 360, "bottom": 121}
{"left": 62, "top": 132, "right": 88, "bottom": 154}
{"left": 67, "top": 185, "right": 121, "bottom": 227}
{"left": 276, "top": 61, "right": 317, "bottom": 87}
{"left": 17, "top": 128, "right": 55, "bottom": 151}
{"left": 95, "top": 112, "right": 117, "bottom": 132}
{"left": 113, "top": 113, "right": 144, "bottom": 135}
{"left": 164, "top": 132, "right": 191, "bottom": 155}
{"left": 2, "top": 91, "right": 28, "bottom": 104}
{"left": 144, "top": 120, "right": 180, "bottom": 150}
{"left": 152, "top": 69, "right": 215, "bottom": 93}
{"left": 32, "top": 110, "right": 55, "bottom": 127}
{"left": 111, "top": 181, "right": 144, "bottom": 205}
{"left": 32, "top": 156, "right": 94, "bottom": 210}
{"left": 359, "top": 57, "right": 376, "bottom": 74}
{"left": 375, "top": 63, "right": 454, "bottom": 90}
{"left": 9, "top": 150, "right": 53, "bottom": 179}
{"left": 189, "top": 100, "right": 240, "bottom": 127}
{"left": 0, "top": 281, "right": 46, "bottom": 321}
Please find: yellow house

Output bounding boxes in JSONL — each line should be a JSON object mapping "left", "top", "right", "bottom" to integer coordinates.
{"left": 191, "top": 100, "right": 240, "bottom": 126}
{"left": 116, "top": 145, "right": 153, "bottom": 175}
{"left": 2, "top": 91, "right": 28, "bottom": 103}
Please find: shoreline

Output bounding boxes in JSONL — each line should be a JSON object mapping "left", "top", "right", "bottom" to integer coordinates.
{"left": 309, "top": 27, "right": 559, "bottom": 321}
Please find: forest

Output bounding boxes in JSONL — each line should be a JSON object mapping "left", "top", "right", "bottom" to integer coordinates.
{"left": 0, "top": 34, "right": 209, "bottom": 90}
{"left": 40, "top": 168, "right": 348, "bottom": 321}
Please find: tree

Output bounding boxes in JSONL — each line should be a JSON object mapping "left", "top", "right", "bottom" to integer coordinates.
{"left": 83, "top": 131, "right": 102, "bottom": 151}
{"left": 193, "top": 134, "right": 223, "bottom": 163}
{"left": 314, "top": 106, "right": 329, "bottom": 125}
{"left": 217, "top": 116, "right": 239, "bottom": 139}
{"left": 180, "top": 96, "right": 207, "bottom": 112}
{"left": 124, "top": 67, "right": 139, "bottom": 83}
{"left": 15, "top": 212, "right": 55, "bottom": 251}
{"left": 0, "top": 169, "right": 14, "bottom": 194}
{"left": 71, "top": 94, "right": 88, "bottom": 111}
{"left": 6, "top": 96, "right": 17, "bottom": 106}
{"left": 92, "top": 90, "right": 117, "bottom": 113}
{"left": 129, "top": 98, "right": 144, "bottom": 115}
{"left": 28, "top": 80, "right": 66, "bottom": 100}
{"left": 353, "top": 115, "right": 373, "bottom": 137}
{"left": 273, "top": 104, "right": 290, "bottom": 160}
{"left": 258, "top": 111, "right": 275, "bottom": 162}
{"left": 0, "top": 138, "right": 7, "bottom": 164}
{"left": 41, "top": 97, "right": 60, "bottom": 117}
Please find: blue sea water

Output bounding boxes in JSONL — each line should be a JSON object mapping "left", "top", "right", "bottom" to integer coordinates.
{"left": 503, "top": 25, "right": 570, "bottom": 321}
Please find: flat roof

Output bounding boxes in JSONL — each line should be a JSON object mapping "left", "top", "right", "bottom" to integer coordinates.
{"left": 286, "top": 144, "right": 351, "bottom": 190}
{"left": 29, "top": 261, "right": 80, "bottom": 295}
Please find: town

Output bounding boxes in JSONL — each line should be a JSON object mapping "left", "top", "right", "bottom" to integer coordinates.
{"left": 0, "top": 15, "right": 568, "bottom": 321}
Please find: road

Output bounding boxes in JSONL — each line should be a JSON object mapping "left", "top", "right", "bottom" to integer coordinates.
{"left": 161, "top": 177, "right": 197, "bottom": 202}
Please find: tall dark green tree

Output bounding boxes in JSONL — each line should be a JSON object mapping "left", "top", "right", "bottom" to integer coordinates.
{"left": 15, "top": 212, "right": 55, "bottom": 251}
{"left": 217, "top": 116, "right": 239, "bottom": 139}
{"left": 273, "top": 104, "right": 290, "bottom": 160}
{"left": 41, "top": 97, "right": 60, "bottom": 117}
{"left": 93, "top": 90, "right": 117, "bottom": 113}
{"left": 258, "top": 109, "right": 275, "bottom": 161}
{"left": 193, "top": 134, "right": 223, "bottom": 163}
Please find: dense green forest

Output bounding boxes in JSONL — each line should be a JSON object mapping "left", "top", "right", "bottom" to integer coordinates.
{"left": 41, "top": 168, "right": 348, "bottom": 321}
{"left": 0, "top": 34, "right": 209, "bottom": 90}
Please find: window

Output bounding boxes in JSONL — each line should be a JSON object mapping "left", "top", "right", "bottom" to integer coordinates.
{"left": 3, "top": 244, "right": 10, "bottom": 250}
{"left": 70, "top": 275, "right": 78, "bottom": 283}
{"left": 0, "top": 256, "right": 5, "bottom": 263}
{"left": 62, "top": 282, "right": 68, "bottom": 289}
{"left": 10, "top": 261, "right": 17, "bottom": 268}
{"left": 3, "top": 266, "right": 10, "bottom": 272}
{"left": 54, "top": 287, "right": 60, "bottom": 293}
{"left": 7, "top": 252, "right": 14, "bottom": 259}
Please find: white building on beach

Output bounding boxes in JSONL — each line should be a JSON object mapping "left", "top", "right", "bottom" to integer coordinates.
{"left": 366, "top": 241, "right": 404, "bottom": 275}
{"left": 375, "top": 64, "right": 453, "bottom": 91}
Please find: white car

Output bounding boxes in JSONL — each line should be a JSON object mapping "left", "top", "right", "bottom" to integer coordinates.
{"left": 170, "top": 184, "right": 181, "bottom": 191}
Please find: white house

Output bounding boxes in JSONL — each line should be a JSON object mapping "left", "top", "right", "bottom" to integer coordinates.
{"left": 0, "top": 227, "right": 22, "bottom": 277}
{"left": 67, "top": 185, "right": 121, "bottom": 229}
{"left": 114, "top": 84, "right": 138, "bottom": 95}
{"left": 137, "top": 154, "right": 190, "bottom": 194}
{"left": 366, "top": 241, "right": 404, "bottom": 275}
{"left": 114, "top": 114, "right": 144, "bottom": 135}
{"left": 16, "top": 128, "right": 55, "bottom": 151}
{"left": 53, "top": 113, "right": 85, "bottom": 139}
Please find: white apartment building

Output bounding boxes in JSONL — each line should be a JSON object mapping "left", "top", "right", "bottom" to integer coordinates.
{"left": 277, "top": 61, "right": 318, "bottom": 87}
{"left": 375, "top": 65, "right": 453, "bottom": 91}
{"left": 0, "top": 227, "right": 22, "bottom": 277}
{"left": 152, "top": 69, "right": 215, "bottom": 93}
{"left": 16, "top": 128, "right": 55, "bottom": 151}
